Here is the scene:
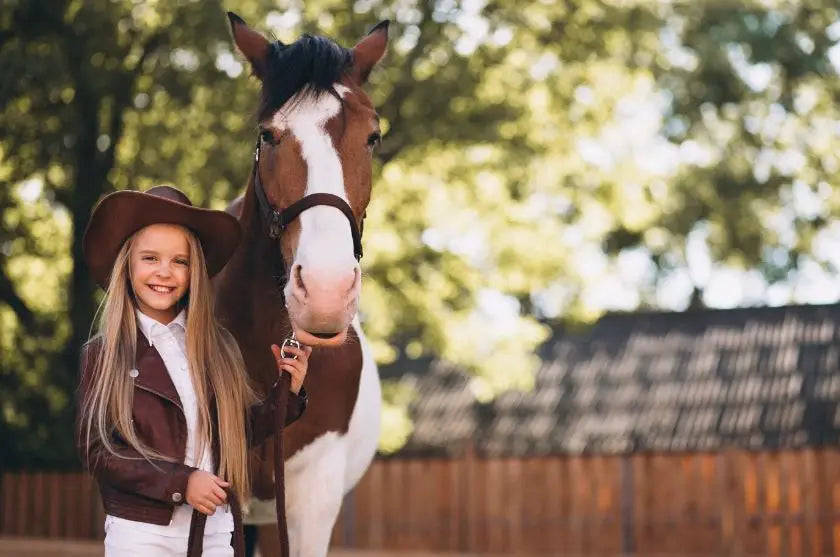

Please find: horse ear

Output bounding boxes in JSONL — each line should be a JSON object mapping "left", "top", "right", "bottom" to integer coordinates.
{"left": 227, "top": 12, "right": 270, "bottom": 79}
{"left": 351, "top": 20, "right": 389, "bottom": 85}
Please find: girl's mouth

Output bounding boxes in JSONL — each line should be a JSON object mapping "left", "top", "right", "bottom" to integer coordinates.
{"left": 149, "top": 284, "right": 176, "bottom": 294}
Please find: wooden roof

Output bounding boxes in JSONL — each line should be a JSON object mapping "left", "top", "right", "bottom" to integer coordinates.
{"left": 387, "top": 304, "right": 840, "bottom": 456}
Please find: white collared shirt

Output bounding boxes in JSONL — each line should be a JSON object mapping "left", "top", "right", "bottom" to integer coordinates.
{"left": 105, "top": 309, "right": 233, "bottom": 537}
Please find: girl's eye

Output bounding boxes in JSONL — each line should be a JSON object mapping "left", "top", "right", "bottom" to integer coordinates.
{"left": 175, "top": 259, "right": 190, "bottom": 266}
{"left": 142, "top": 256, "right": 156, "bottom": 262}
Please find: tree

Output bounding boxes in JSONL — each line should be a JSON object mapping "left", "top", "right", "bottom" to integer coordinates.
{"left": 2, "top": 0, "right": 839, "bottom": 464}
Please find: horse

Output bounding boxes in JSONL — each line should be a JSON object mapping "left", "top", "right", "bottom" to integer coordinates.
{"left": 212, "top": 12, "right": 389, "bottom": 557}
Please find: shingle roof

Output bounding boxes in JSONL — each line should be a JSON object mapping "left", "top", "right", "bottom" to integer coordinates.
{"left": 385, "top": 304, "right": 840, "bottom": 457}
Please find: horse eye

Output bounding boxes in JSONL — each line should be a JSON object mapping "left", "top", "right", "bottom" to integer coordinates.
{"left": 366, "top": 132, "right": 381, "bottom": 149}
{"left": 260, "top": 128, "right": 278, "bottom": 145}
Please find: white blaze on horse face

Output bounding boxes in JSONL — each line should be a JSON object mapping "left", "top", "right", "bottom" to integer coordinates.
{"left": 273, "top": 85, "right": 360, "bottom": 334}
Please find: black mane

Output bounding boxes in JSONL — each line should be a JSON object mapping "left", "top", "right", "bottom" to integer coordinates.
{"left": 258, "top": 34, "right": 353, "bottom": 121}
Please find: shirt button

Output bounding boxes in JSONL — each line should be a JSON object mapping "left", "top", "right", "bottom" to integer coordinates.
{"left": 180, "top": 364, "right": 187, "bottom": 371}
{"left": 172, "top": 492, "right": 183, "bottom": 503}
{"left": 129, "top": 369, "right": 139, "bottom": 378}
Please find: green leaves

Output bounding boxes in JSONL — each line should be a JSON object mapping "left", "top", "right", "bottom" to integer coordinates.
{"left": 2, "top": 0, "right": 839, "bottom": 462}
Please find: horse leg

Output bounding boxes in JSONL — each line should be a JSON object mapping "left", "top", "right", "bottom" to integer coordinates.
{"left": 285, "top": 432, "right": 348, "bottom": 557}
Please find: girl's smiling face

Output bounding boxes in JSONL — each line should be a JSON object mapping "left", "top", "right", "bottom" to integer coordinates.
{"left": 129, "top": 224, "right": 191, "bottom": 323}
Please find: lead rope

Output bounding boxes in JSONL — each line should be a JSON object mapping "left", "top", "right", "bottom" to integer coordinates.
{"left": 184, "top": 379, "right": 291, "bottom": 557}
{"left": 274, "top": 371, "right": 292, "bottom": 557}
{"left": 185, "top": 359, "right": 293, "bottom": 557}
{"left": 186, "top": 486, "right": 245, "bottom": 556}
{"left": 184, "top": 384, "right": 289, "bottom": 557}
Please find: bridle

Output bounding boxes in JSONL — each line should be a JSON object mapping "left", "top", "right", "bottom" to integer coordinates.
{"left": 251, "top": 134, "right": 365, "bottom": 286}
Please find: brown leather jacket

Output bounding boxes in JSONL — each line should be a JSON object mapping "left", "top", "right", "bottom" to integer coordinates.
{"left": 75, "top": 330, "right": 306, "bottom": 527}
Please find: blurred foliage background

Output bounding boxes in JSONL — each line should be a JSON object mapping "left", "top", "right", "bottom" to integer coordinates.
{"left": 1, "top": 0, "right": 839, "bottom": 466}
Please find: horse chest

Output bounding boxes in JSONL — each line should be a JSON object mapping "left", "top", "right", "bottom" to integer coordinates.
{"left": 282, "top": 328, "right": 364, "bottom": 459}
{"left": 285, "top": 319, "right": 381, "bottom": 490}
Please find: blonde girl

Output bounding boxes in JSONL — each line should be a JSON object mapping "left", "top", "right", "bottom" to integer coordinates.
{"left": 77, "top": 185, "right": 310, "bottom": 556}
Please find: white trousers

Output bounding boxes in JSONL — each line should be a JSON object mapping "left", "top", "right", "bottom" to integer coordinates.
{"left": 104, "top": 522, "right": 234, "bottom": 557}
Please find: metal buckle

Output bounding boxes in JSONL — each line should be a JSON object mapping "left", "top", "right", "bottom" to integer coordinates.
{"left": 281, "top": 332, "right": 301, "bottom": 360}
{"left": 268, "top": 210, "right": 284, "bottom": 239}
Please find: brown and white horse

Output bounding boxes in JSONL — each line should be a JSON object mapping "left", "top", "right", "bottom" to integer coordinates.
{"left": 213, "top": 12, "right": 388, "bottom": 557}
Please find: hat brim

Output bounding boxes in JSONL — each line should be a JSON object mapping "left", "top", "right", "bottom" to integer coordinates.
{"left": 83, "top": 190, "right": 242, "bottom": 289}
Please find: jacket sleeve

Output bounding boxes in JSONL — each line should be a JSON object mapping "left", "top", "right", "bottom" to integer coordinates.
{"left": 247, "top": 382, "right": 308, "bottom": 448}
{"left": 76, "top": 341, "right": 197, "bottom": 505}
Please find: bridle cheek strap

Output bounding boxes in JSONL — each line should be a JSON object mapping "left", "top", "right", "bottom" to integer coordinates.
{"left": 251, "top": 139, "right": 365, "bottom": 285}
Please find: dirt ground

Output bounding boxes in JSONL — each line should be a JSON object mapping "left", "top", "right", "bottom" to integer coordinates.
{"left": 0, "top": 537, "right": 488, "bottom": 557}
{"left": 0, "top": 539, "right": 771, "bottom": 556}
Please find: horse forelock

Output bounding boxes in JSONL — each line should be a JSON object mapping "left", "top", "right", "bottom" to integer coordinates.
{"left": 257, "top": 34, "right": 353, "bottom": 123}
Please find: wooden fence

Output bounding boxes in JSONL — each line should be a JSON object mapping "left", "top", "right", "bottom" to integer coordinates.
{"left": 3, "top": 449, "right": 840, "bottom": 555}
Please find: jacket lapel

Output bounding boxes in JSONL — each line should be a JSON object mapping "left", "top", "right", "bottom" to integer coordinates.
{"left": 134, "top": 330, "right": 184, "bottom": 411}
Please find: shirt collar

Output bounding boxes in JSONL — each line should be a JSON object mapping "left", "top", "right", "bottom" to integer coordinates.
{"left": 135, "top": 308, "right": 187, "bottom": 345}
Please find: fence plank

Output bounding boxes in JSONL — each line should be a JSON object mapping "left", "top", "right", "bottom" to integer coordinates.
{"left": 742, "top": 451, "right": 762, "bottom": 555}
{"left": 781, "top": 451, "right": 797, "bottom": 557}
{"left": 830, "top": 450, "right": 840, "bottom": 556}
{"left": 767, "top": 452, "right": 782, "bottom": 557}
{"left": 18, "top": 472, "right": 30, "bottom": 537}
{"left": 1, "top": 473, "right": 13, "bottom": 535}
{"left": 546, "top": 454, "right": 564, "bottom": 552}
{"left": 801, "top": 449, "right": 816, "bottom": 557}
{"left": 816, "top": 449, "right": 832, "bottom": 556}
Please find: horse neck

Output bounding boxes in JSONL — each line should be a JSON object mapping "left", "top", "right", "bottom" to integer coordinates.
{"left": 215, "top": 173, "right": 291, "bottom": 336}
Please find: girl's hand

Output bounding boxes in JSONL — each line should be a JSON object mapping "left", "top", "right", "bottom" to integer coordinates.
{"left": 186, "top": 470, "right": 229, "bottom": 516}
{"left": 270, "top": 343, "right": 312, "bottom": 395}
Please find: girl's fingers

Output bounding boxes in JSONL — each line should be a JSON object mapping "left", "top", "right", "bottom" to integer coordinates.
{"left": 272, "top": 343, "right": 310, "bottom": 388}
{"left": 279, "top": 358, "right": 306, "bottom": 375}
{"left": 210, "top": 484, "right": 227, "bottom": 503}
{"left": 280, "top": 345, "right": 307, "bottom": 362}
{"left": 280, "top": 356, "right": 305, "bottom": 368}
{"left": 270, "top": 344, "right": 282, "bottom": 360}
{"left": 280, "top": 363, "right": 304, "bottom": 378}
{"left": 280, "top": 356, "right": 305, "bottom": 369}
{"left": 212, "top": 476, "right": 231, "bottom": 488}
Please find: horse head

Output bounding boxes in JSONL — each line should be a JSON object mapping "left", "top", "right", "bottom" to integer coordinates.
{"left": 228, "top": 12, "right": 388, "bottom": 348}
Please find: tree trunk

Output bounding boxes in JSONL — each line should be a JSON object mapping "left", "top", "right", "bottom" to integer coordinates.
{"left": 64, "top": 92, "right": 103, "bottom": 388}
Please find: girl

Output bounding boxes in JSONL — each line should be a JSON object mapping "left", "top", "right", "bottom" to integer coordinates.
{"left": 76, "top": 185, "right": 310, "bottom": 556}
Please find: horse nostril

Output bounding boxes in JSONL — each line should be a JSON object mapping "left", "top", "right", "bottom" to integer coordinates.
{"left": 349, "top": 267, "right": 361, "bottom": 295}
{"left": 295, "top": 266, "right": 304, "bottom": 288}
{"left": 294, "top": 265, "right": 307, "bottom": 297}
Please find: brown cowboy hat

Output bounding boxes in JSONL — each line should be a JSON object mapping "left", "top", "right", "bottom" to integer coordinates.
{"left": 83, "top": 186, "right": 241, "bottom": 289}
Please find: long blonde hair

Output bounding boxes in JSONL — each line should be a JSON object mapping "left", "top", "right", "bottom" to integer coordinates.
{"left": 81, "top": 226, "right": 257, "bottom": 501}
